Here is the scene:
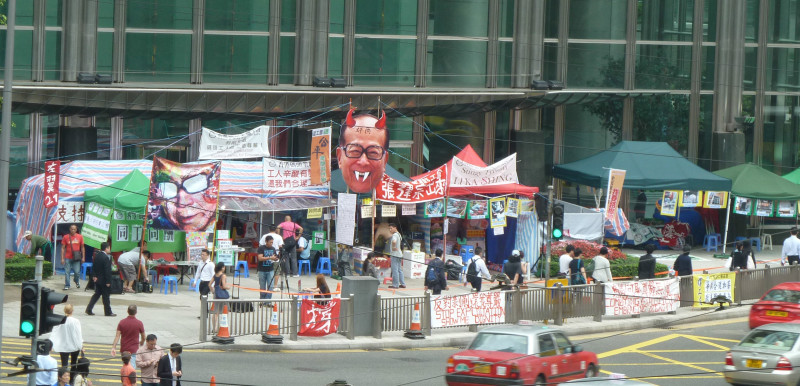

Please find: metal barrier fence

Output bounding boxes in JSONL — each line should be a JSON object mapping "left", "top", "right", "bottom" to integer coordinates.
{"left": 199, "top": 264, "right": 800, "bottom": 341}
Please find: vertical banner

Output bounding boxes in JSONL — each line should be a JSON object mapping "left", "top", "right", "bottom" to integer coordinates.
{"left": 44, "top": 161, "right": 60, "bottom": 208}
{"left": 82, "top": 202, "right": 113, "bottom": 248}
{"left": 489, "top": 197, "right": 507, "bottom": 228}
{"left": 310, "top": 127, "right": 332, "bottom": 185}
{"left": 298, "top": 298, "right": 341, "bottom": 336}
{"left": 604, "top": 168, "right": 626, "bottom": 222}
{"left": 147, "top": 157, "right": 221, "bottom": 233}
{"left": 336, "top": 193, "right": 357, "bottom": 246}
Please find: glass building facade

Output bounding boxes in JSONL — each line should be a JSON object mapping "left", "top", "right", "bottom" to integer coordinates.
{"left": 3, "top": 0, "right": 799, "bottom": 207}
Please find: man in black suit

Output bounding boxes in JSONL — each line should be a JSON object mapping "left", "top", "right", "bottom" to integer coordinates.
{"left": 85, "top": 242, "right": 116, "bottom": 316}
{"left": 157, "top": 343, "right": 183, "bottom": 386}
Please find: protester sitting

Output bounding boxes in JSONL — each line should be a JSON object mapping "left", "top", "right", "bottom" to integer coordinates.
{"left": 303, "top": 274, "right": 331, "bottom": 305}
{"left": 361, "top": 252, "right": 379, "bottom": 279}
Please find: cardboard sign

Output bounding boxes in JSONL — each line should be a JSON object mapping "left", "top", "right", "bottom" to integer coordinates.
{"left": 431, "top": 292, "right": 506, "bottom": 328}
{"left": 199, "top": 126, "right": 270, "bottom": 159}
{"left": 604, "top": 279, "right": 679, "bottom": 316}
{"left": 44, "top": 161, "right": 60, "bottom": 208}
{"left": 312, "top": 231, "right": 326, "bottom": 251}
{"left": 82, "top": 202, "right": 113, "bottom": 248}
{"left": 299, "top": 298, "right": 340, "bottom": 336}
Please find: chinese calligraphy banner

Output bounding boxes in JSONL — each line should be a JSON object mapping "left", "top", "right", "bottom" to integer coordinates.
{"left": 309, "top": 127, "right": 331, "bottom": 185}
{"left": 82, "top": 201, "right": 113, "bottom": 249}
{"left": 604, "top": 279, "right": 680, "bottom": 316}
{"left": 198, "top": 126, "right": 271, "bottom": 160}
{"left": 44, "top": 161, "right": 60, "bottom": 208}
{"left": 263, "top": 158, "right": 328, "bottom": 197}
{"left": 299, "top": 298, "right": 340, "bottom": 336}
{"left": 110, "top": 210, "right": 185, "bottom": 253}
{"left": 375, "top": 165, "right": 447, "bottom": 203}
{"left": 56, "top": 202, "right": 85, "bottom": 224}
{"left": 604, "top": 168, "right": 626, "bottom": 222}
{"left": 148, "top": 157, "right": 221, "bottom": 233}
{"left": 693, "top": 272, "right": 736, "bottom": 307}
{"left": 450, "top": 153, "right": 518, "bottom": 188}
{"left": 431, "top": 292, "right": 505, "bottom": 328}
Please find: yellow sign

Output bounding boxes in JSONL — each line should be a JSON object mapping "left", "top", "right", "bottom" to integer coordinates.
{"left": 692, "top": 272, "right": 736, "bottom": 307}
{"left": 307, "top": 207, "right": 323, "bottom": 219}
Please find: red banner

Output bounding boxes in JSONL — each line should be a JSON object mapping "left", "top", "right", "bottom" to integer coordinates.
{"left": 44, "top": 161, "right": 60, "bottom": 208}
{"left": 299, "top": 298, "right": 340, "bottom": 336}
{"left": 375, "top": 165, "right": 447, "bottom": 203}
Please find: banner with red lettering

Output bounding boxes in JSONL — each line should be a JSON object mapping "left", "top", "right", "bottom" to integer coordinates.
{"left": 299, "top": 298, "right": 341, "bottom": 336}
{"left": 604, "top": 279, "right": 679, "bottom": 316}
{"left": 450, "top": 153, "right": 518, "bottom": 188}
{"left": 44, "top": 161, "right": 60, "bottom": 208}
{"left": 375, "top": 165, "right": 447, "bottom": 203}
{"left": 430, "top": 292, "right": 505, "bottom": 328}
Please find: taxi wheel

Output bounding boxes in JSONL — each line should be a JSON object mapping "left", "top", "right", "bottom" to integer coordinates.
{"left": 585, "top": 364, "right": 598, "bottom": 378}
{"left": 534, "top": 375, "right": 546, "bottom": 386}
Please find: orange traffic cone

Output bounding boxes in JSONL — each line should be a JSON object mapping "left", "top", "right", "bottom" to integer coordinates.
{"left": 334, "top": 282, "right": 342, "bottom": 298}
{"left": 262, "top": 303, "right": 284, "bottom": 344}
{"left": 404, "top": 303, "right": 425, "bottom": 339}
{"left": 210, "top": 376, "right": 216, "bottom": 386}
{"left": 212, "top": 304, "right": 234, "bottom": 344}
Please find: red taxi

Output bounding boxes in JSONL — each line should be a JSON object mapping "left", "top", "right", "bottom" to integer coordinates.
{"left": 446, "top": 323, "right": 599, "bottom": 385}
{"left": 750, "top": 282, "right": 800, "bottom": 329}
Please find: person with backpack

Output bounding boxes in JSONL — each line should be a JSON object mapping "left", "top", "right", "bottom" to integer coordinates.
{"left": 466, "top": 247, "right": 491, "bottom": 292}
{"left": 568, "top": 248, "right": 587, "bottom": 285}
{"left": 424, "top": 249, "right": 448, "bottom": 295}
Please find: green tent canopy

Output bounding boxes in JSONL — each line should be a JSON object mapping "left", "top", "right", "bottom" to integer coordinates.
{"left": 552, "top": 141, "right": 732, "bottom": 191}
{"left": 783, "top": 167, "right": 800, "bottom": 185}
{"left": 83, "top": 169, "right": 150, "bottom": 214}
{"left": 714, "top": 163, "right": 800, "bottom": 200}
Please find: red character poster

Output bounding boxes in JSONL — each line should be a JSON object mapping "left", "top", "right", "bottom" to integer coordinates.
{"left": 298, "top": 298, "right": 340, "bottom": 336}
{"left": 44, "top": 161, "right": 60, "bottom": 208}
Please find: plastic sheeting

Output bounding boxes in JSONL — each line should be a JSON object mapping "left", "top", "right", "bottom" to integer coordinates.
{"left": 219, "top": 196, "right": 334, "bottom": 212}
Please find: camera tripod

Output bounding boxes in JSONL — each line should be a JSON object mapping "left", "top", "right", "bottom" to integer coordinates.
{"left": 267, "top": 248, "right": 293, "bottom": 297}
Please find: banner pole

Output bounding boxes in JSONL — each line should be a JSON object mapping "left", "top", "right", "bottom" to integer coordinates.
{"left": 723, "top": 194, "right": 732, "bottom": 254}
{"left": 371, "top": 191, "right": 376, "bottom": 251}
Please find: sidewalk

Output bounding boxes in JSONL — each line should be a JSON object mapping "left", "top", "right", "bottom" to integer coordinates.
{"left": 2, "top": 247, "right": 757, "bottom": 353}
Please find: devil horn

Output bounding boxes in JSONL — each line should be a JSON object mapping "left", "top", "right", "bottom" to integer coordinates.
{"left": 345, "top": 109, "right": 356, "bottom": 127}
{"left": 375, "top": 110, "right": 386, "bottom": 129}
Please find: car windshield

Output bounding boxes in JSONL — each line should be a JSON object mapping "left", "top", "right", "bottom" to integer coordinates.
{"left": 763, "top": 289, "right": 800, "bottom": 303}
{"left": 469, "top": 333, "right": 529, "bottom": 354}
{"left": 739, "top": 330, "right": 799, "bottom": 351}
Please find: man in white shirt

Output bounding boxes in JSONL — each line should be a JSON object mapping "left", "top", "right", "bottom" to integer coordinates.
{"left": 29, "top": 339, "right": 58, "bottom": 386}
{"left": 466, "top": 247, "right": 492, "bottom": 292}
{"left": 193, "top": 249, "right": 215, "bottom": 299}
{"left": 783, "top": 227, "right": 800, "bottom": 266}
{"left": 558, "top": 244, "right": 575, "bottom": 277}
{"left": 592, "top": 247, "right": 613, "bottom": 283}
{"left": 259, "top": 225, "right": 284, "bottom": 249}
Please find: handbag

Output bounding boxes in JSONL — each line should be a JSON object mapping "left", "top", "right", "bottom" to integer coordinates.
{"left": 65, "top": 235, "right": 82, "bottom": 261}
{"left": 214, "top": 282, "right": 230, "bottom": 299}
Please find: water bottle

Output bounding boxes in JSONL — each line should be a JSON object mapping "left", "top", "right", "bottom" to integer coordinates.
{"left": 669, "top": 268, "right": 675, "bottom": 277}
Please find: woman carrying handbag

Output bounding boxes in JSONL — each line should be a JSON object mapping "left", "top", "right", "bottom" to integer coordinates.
{"left": 209, "top": 262, "right": 231, "bottom": 334}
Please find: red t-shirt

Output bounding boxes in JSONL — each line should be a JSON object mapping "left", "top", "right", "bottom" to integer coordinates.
{"left": 117, "top": 316, "right": 144, "bottom": 354}
{"left": 61, "top": 233, "right": 84, "bottom": 251}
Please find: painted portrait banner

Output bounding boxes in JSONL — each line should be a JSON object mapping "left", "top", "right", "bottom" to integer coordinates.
{"left": 198, "top": 126, "right": 270, "bottom": 160}
{"left": 375, "top": 165, "right": 447, "bottom": 203}
{"left": 604, "top": 279, "right": 680, "bottom": 316}
{"left": 310, "top": 127, "right": 331, "bottom": 185}
{"left": 450, "top": 153, "right": 518, "bottom": 188}
{"left": 336, "top": 109, "right": 390, "bottom": 194}
{"left": 44, "top": 160, "right": 60, "bottom": 209}
{"left": 147, "top": 157, "right": 221, "bottom": 233}
{"left": 693, "top": 272, "right": 736, "bottom": 307}
{"left": 299, "top": 298, "right": 341, "bottom": 336}
{"left": 263, "top": 158, "right": 327, "bottom": 197}
{"left": 431, "top": 292, "right": 505, "bottom": 328}
{"left": 82, "top": 201, "right": 113, "bottom": 248}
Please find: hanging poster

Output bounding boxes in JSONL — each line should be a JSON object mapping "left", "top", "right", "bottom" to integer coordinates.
{"left": 82, "top": 201, "right": 113, "bottom": 249}
{"left": 361, "top": 205, "right": 373, "bottom": 218}
{"left": 733, "top": 197, "right": 753, "bottom": 215}
{"left": 693, "top": 272, "right": 735, "bottom": 307}
{"left": 198, "top": 125, "right": 271, "bottom": 160}
{"left": 506, "top": 198, "right": 520, "bottom": 218}
{"left": 43, "top": 160, "right": 60, "bottom": 209}
{"left": 424, "top": 199, "right": 445, "bottom": 218}
{"left": 311, "top": 231, "right": 326, "bottom": 251}
{"left": 381, "top": 204, "right": 397, "bottom": 217}
{"left": 490, "top": 197, "right": 507, "bottom": 228}
{"left": 401, "top": 204, "right": 417, "bottom": 216}
{"left": 309, "top": 127, "right": 331, "bottom": 185}
{"left": 148, "top": 157, "right": 221, "bottom": 233}
{"left": 519, "top": 199, "right": 534, "bottom": 213}
{"left": 777, "top": 201, "right": 797, "bottom": 218}
{"left": 450, "top": 154, "right": 518, "bottom": 187}
{"left": 263, "top": 158, "right": 328, "bottom": 198}
{"left": 298, "top": 298, "right": 341, "bottom": 336}
{"left": 375, "top": 165, "right": 447, "bottom": 203}
{"left": 336, "top": 193, "right": 357, "bottom": 246}
{"left": 703, "top": 191, "right": 728, "bottom": 209}
{"left": 680, "top": 191, "right": 702, "bottom": 208}
{"left": 307, "top": 207, "right": 323, "bottom": 219}
{"left": 446, "top": 198, "right": 468, "bottom": 218}
{"left": 215, "top": 239, "right": 234, "bottom": 266}
{"left": 467, "top": 200, "right": 488, "bottom": 219}
{"left": 755, "top": 199, "right": 773, "bottom": 217}
{"left": 660, "top": 190, "right": 680, "bottom": 216}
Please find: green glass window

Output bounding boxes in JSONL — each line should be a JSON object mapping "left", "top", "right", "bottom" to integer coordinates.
{"left": 498, "top": 41, "right": 513, "bottom": 87}
{"left": 329, "top": 0, "right": 345, "bottom": 34}
{"left": 701, "top": 46, "right": 714, "bottom": 90}
{"left": 388, "top": 148, "right": 412, "bottom": 177}
{"left": 125, "top": 33, "right": 192, "bottom": 82}
{"left": 762, "top": 95, "right": 800, "bottom": 174}
{"left": 203, "top": 35, "right": 268, "bottom": 83}
{"left": 281, "top": 0, "right": 296, "bottom": 32}
{"left": 328, "top": 36, "right": 343, "bottom": 77}
{"left": 126, "top": 0, "right": 193, "bottom": 30}
{"left": 569, "top": 0, "right": 627, "bottom": 40}
{"left": 97, "top": 32, "right": 113, "bottom": 73}
{"left": 635, "top": 45, "right": 691, "bottom": 90}
{"left": 11, "top": 113, "right": 30, "bottom": 139}
{"left": 742, "top": 94, "right": 755, "bottom": 163}
{"left": 703, "top": 0, "right": 717, "bottom": 41}
{"left": 46, "top": 0, "right": 62, "bottom": 27}
{"left": 542, "top": 42, "right": 558, "bottom": 80}
{"left": 278, "top": 35, "right": 295, "bottom": 84}
{"left": 499, "top": 0, "right": 515, "bottom": 38}
{"left": 205, "top": 0, "right": 269, "bottom": 31}
{"left": 427, "top": 40, "right": 486, "bottom": 87}
{"left": 637, "top": 0, "right": 694, "bottom": 42}
{"left": 123, "top": 118, "right": 189, "bottom": 140}
{"left": 567, "top": 43, "right": 625, "bottom": 88}
{"left": 744, "top": 46, "right": 757, "bottom": 91}
{"left": 0, "top": 1, "right": 33, "bottom": 25}
{"left": 355, "top": 0, "right": 417, "bottom": 35}
{"left": 544, "top": 0, "right": 560, "bottom": 39}
{"left": 44, "top": 31, "right": 61, "bottom": 81}
{"left": 495, "top": 109, "right": 511, "bottom": 160}
{"left": 96, "top": 117, "right": 112, "bottom": 160}
{"left": 766, "top": 47, "right": 800, "bottom": 92}
{"left": 430, "top": 0, "right": 488, "bottom": 37}
{"left": 745, "top": 0, "right": 759, "bottom": 43}
{"left": 202, "top": 119, "right": 258, "bottom": 135}
{"left": 566, "top": 104, "right": 618, "bottom": 162}
{"left": 353, "top": 38, "right": 415, "bottom": 85}
{"left": 10, "top": 143, "right": 28, "bottom": 190}
{"left": 697, "top": 94, "right": 714, "bottom": 169}
{"left": 41, "top": 115, "right": 59, "bottom": 168}
{"left": 98, "top": 0, "right": 114, "bottom": 28}
{"left": 423, "top": 112, "right": 485, "bottom": 170}
{"left": 0, "top": 30, "right": 33, "bottom": 80}
{"left": 631, "top": 94, "right": 690, "bottom": 155}
{"left": 769, "top": 0, "right": 800, "bottom": 43}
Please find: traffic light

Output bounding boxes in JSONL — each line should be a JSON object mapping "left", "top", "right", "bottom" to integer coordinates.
{"left": 19, "top": 281, "right": 39, "bottom": 337}
{"left": 552, "top": 203, "right": 565, "bottom": 240}
{"left": 39, "top": 287, "right": 68, "bottom": 334}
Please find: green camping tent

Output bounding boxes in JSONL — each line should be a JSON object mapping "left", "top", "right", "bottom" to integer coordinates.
{"left": 552, "top": 141, "right": 732, "bottom": 191}
{"left": 83, "top": 169, "right": 150, "bottom": 214}
{"left": 783, "top": 167, "right": 800, "bottom": 185}
{"left": 714, "top": 163, "right": 800, "bottom": 200}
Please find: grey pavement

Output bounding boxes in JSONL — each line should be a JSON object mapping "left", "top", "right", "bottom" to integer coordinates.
{"left": 1, "top": 245, "right": 770, "bottom": 352}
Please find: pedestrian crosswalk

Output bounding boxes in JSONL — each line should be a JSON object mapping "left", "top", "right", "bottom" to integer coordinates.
{"left": 2, "top": 337, "right": 123, "bottom": 385}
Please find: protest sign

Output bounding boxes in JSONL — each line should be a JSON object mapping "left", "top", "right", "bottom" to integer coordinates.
{"left": 430, "top": 292, "right": 505, "bottom": 328}
{"left": 450, "top": 153, "right": 518, "bottom": 187}
{"left": 336, "top": 193, "right": 357, "bottom": 246}
{"left": 82, "top": 202, "right": 112, "bottom": 248}
{"left": 693, "top": 272, "right": 736, "bottom": 307}
{"left": 44, "top": 161, "right": 60, "bottom": 208}
{"left": 198, "top": 126, "right": 270, "bottom": 159}
{"left": 604, "top": 279, "right": 680, "bottom": 316}
{"left": 299, "top": 298, "right": 340, "bottom": 336}
{"left": 376, "top": 165, "right": 447, "bottom": 203}
{"left": 309, "top": 127, "right": 331, "bottom": 185}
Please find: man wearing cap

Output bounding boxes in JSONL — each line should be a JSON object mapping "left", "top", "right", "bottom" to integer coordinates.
{"left": 782, "top": 227, "right": 800, "bottom": 266}
{"left": 503, "top": 250, "right": 524, "bottom": 285}
{"left": 24, "top": 231, "right": 53, "bottom": 262}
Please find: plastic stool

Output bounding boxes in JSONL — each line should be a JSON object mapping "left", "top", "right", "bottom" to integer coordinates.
{"left": 735, "top": 236, "right": 747, "bottom": 242}
{"left": 161, "top": 276, "right": 178, "bottom": 294}
{"left": 188, "top": 278, "right": 200, "bottom": 293}
{"left": 316, "top": 257, "right": 332, "bottom": 276}
{"left": 234, "top": 261, "right": 249, "bottom": 278}
{"left": 383, "top": 277, "right": 392, "bottom": 285}
{"left": 762, "top": 233, "right": 774, "bottom": 250}
{"left": 298, "top": 259, "right": 311, "bottom": 275}
{"left": 80, "top": 263, "right": 93, "bottom": 280}
{"left": 148, "top": 270, "right": 157, "bottom": 284}
{"left": 705, "top": 235, "right": 720, "bottom": 252}
{"left": 748, "top": 237, "right": 762, "bottom": 252}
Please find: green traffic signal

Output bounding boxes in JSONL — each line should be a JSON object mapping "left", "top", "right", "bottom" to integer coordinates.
{"left": 553, "top": 228, "right": 563, "bottom": 239}
{"left": 20, "top": 320, "right": 35, "bottom": 334}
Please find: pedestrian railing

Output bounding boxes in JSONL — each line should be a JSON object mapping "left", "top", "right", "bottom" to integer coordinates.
{"left": 199, "top": 264, "right": 800, "bottom": 342}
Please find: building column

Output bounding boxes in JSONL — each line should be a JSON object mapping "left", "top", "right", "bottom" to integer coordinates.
{"left": 294, "top": 0, "right": 316, "bottom": 85}
{"left": 62, "top": 0, "right": 84, "bottom": 81}
{"left": 529, "top": 0, "right": 545, "bottom": 84}
{"left": 188, "top": 119, "right": 202, "bottom": 161}
{"left": 79, "top": 0, "right": 98, "bottom": 74}
{"left": 109, "top": 117, "right": 123, "bottom": 160}
{"left": 313, "top": 0, "right": 330, "bottom": 78}
{"left": 32, "top": 0, "right": 47, "bottom": 81}
{"left": 621, "top": 0, "right": 636, "bottom": 141}
{"left": 268, "top": 0, "right": 282, "bottom": 85}
{"left": 410, "top": 116, "right": 425, "bottom": 176}
{"left": 752, "top": 0, "right": 768, "bottom": 165}
{"left": 191, "top": 0, "right": 205, "bottom": 84}
{"left": 483, "top": 111, "right": 496, "bottom": 163}
{"left": 485, "top": 0, "right": 500, "bottom": 88}
{"left": 687, "top": 0, "right": 704, "bottom": 163}
{"left": 112, "top": 0, "right": 126, "bottom": 82}
{"left": 511, "top": 0, "right": 532, "bottom": 88}
{"left": 414, "top": 0, "right": 429, "bottom": 87}
{"left": 342, "top": 0, "right": 355, "bottom": 86}
{"left": 556, "top": 0, "right": 569, "bottom": 83}
{"left": 28, "top": 114, "right": 43, "bottom": 176}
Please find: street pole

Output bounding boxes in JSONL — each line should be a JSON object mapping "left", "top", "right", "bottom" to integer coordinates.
{"left": 0, "top": 0, "right": 18, "bottom": 365}
{"left": 544, "top": 185, "right": 554, "bottom": 285}
{"left": 28, "top": 256, "right": 43, "bottom": 386}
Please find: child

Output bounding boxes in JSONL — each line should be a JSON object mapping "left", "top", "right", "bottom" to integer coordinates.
{"left": 120, "top": 352, "right": 137, "bottom": 386}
